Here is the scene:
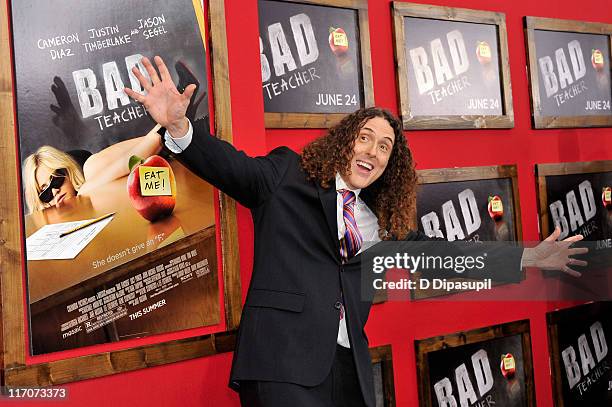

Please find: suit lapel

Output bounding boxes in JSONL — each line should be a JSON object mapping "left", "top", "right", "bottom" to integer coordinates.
{"left": 316, "top": 183, "right": 341, "bottom": 257}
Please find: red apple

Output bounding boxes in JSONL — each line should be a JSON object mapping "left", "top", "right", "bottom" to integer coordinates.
{"left": 603, "top": 186, "right": 612, "bottom": 208}
{"left": 487, "top": 195, "right": 504, "bottom": 220}
{"left": 476, "top": 41, "right": 492, "bottom": 65}
{"left": 329, "top": 27, "right": 349, "bottom": 57}
{"left": 500, "top": 353, "right": 516, "bottom": 378}
{"left": 127, "top": 155, "right": 176, "bottom": 222}
{"left": 592, "top": 49, "right": 605, "bottom": 72}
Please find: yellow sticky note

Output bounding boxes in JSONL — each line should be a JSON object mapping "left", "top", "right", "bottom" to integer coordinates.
{"left": 479, "top": 43, "right": 491, "bottom": 58}
{"left": 333, "top": 32, "right": 348, "bottom": 47}
{"left": 503, "top": 357, "right": 515, "bottom": 370}
{"left": 139, "top": 166, "right": 172, "bottom": 196}
{"left": 491, "top": 200, "right": 503, "bottom": 212}
{"left": 594, "top": 52, "right": 604, "bottom": 64}
{"left": 605, "top": 190, "right": 611, "bottom": 201}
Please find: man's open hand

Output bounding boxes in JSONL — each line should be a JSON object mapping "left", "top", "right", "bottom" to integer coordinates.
{"left": 124, "top": 56, "right": 196, "bottom": 137}
{"left": 523, "top": 227, "right": 588, "bottom": 277}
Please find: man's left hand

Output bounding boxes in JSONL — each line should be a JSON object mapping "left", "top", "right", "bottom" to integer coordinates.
{"left": 522, "top": 227, "right": 588, "bottom": 277}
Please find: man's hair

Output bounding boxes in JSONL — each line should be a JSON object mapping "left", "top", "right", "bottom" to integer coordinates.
{"left": 301, "top": 107, "right": 416, "bottom": 240}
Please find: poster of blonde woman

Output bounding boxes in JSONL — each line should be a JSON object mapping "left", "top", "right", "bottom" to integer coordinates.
{"left": 11, "top": 0, "right": 221, "bottom": 354}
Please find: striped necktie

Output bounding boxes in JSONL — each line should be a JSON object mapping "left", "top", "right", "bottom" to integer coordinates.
{"left": 339, "top": 189, "right": 362, "bottom": 261}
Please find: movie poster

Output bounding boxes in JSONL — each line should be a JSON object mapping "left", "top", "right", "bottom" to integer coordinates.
{"left": 540, "top": 169, "right": 612, "bottom": 242}
{"left": 533, "top": 30, "right": 611, "bottom": 117}
{"left": 258, "top": 0, "right": 363, "bottom": 113}
{"left": 416, "top": 321, "right": 535, "bottom": 407}
{"left": 11, "top": 0, "right": 220, "bottom": 354}
{"left": 417, "top": 173, "right": 519, "bottom": 243}
{"left": 403, "top": 17, "right": 503, "bottom": 116}
{"left": 548, "top": 302, "right": 612, "bottom": 406}
{"left": 427, "top": 335, "right": 527, "bottom": 407}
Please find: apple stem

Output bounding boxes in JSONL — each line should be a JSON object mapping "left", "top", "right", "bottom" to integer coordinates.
{"left": 329, "top": 26, "right": 336, "bottom": 34}
{"left": 129, "top": 155, "right": 144, "bottom": 172}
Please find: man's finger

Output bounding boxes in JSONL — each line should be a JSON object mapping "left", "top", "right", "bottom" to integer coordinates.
{"left": 563, "top": 266, "right": 582, "bottom": 278}
{"left": 562, "top": 234, "right": 584, "bottom": 243}
{"left": 545, "top": 226, "right": 561, "bottom": 242}
{"left": 155, "top": 55, "right": 173, "bottom": 84}
{"left": 124, "top": 87, "right": 144, "bottom": 103}
{"left": 183, "top": 84, "right": 197, "bottom": 101}
{"left": 569, "top": 258, "right": 588, "bottom": 267}
{"left": 131, "top": 67, "right": 151, "bottom": 91}
{"left": 142, "top": 56, "right": 160, "bottom": 85}
{"left": 568, "top": 247, "right": 589, "bottom": 256}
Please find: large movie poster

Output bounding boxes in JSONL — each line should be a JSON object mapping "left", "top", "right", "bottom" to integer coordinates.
{"left": 258, "top": 0, "right": 363, "bottom": 114}
{"left": 548, "top": 302, "right": 612, "bottom": 406}
{"left": 11, "top": 0, "right": 220, "bottom": 354}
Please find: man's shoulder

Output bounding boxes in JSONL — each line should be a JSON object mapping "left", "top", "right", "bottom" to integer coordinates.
{"left": 266, "top": 146, "right": 301, "bottom": 168}
{"left": 269, "top": 145, "right": 298, "bottom": 158}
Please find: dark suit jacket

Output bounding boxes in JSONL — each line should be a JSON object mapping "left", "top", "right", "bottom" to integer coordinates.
{"left": 173, "top": 119, "right": 522, "bottom": 406}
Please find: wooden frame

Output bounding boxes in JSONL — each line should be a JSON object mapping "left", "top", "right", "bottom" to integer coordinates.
{"left": 392, "top": 2, "right": 514, "bottom": 130}
{"left": 525, "top": 17, "right": 612, "bottom": 129}
{"left": 369, "top": 345, "right": 396, "bottom": 407}
{"left": 260, "top": 0, "right": 374, "bottom": 128}
{"left": 535, "top": 160, "right": 612, "bottom": 239}
{"left": 410, "top": 165, "right": 523, "bottom": 300}
{"left": 415, "top": 320, "right": 535, "bottom": 407}
{"left": 547, "top": 302, "right": 612, "bottom": 407}
{"left": 0, "top": 0, "right": 242, "bottom": 386}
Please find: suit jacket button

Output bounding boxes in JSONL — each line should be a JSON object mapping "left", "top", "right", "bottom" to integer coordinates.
{"left": 334, "top": 301, "right": 342, "bottom": 310}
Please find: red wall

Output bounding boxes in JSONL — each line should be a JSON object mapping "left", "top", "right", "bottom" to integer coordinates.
{"left": 15, "top": 0, "right": 612, "bottom": 405}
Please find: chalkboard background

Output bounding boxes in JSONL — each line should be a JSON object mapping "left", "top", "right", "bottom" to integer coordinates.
{"left": 534, "top": 30, "right": 611, "bottom": 117}
{"left": 427, "top": 334, "right": 527, "bottom": 407}
{"left": 404, "top": 17, "right": 503, "bottom": 116}
{"left": 543, "top": 171, "right": 612, "bottom": 241}
{"left": 417, "top": 178, "right": 517, "bottom": 242}
{"left": 258, "top": 0, "right": 363, "bottom": 114}
{"left": 548, "top": 302, "right": 612, "bottom": 406}
{"left": 11, "top": 0, "right": 209, "bottom": 160}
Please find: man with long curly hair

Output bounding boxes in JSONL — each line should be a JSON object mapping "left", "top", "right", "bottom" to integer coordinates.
{"left": 126, "top": 56, "right": 585, "bottom": 407}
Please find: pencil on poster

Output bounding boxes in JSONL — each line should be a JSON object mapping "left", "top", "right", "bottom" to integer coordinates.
{"left": 59, "top": 212, "right": 116, "bottom": 238}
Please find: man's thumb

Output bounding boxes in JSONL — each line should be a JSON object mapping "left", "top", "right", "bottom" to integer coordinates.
{"left": 544, "top": 226, "right": 561, "bottom": 242}
{"left": 183, "top": 84, "right": 197, "bottom": 100}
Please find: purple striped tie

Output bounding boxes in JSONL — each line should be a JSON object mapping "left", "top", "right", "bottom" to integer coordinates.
{"left": 339, "top": 189, "right": 362, "bottom": 261}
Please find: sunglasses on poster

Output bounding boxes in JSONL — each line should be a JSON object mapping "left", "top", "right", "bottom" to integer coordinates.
{"left": 38, "top": 168, "right": 67, "bottom": 203}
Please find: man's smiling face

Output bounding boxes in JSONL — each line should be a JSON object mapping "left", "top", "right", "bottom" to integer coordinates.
{"left": 341, "top": 116, "right": 396, "bottom": 190}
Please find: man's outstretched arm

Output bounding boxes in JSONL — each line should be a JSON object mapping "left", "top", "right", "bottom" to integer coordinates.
{"left": 124, "top": 56, "right": 292, "bottom": 208}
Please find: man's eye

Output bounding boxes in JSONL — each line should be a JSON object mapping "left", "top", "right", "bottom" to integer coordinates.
{"left": 379, "top": 144, "right": 388, "bottom": 152}
{"left": 360, "top": 135, "right": 368, "bottom": 141}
